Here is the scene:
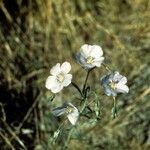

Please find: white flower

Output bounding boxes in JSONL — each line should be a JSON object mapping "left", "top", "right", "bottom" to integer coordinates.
{"left": 76, "top": 44, "right": 104, "bottom": 69}
{"left": 52, "top": 102, "right": 79, "bottom": 125}
{"left": 45, "top": 62, "right": 72, "bottom": 93}
{"left": 101, "top": 71, "right": 129, "bottom": 97}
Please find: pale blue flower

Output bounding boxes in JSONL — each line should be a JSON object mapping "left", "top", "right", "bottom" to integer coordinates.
{"left": 101, "top": 71, "right": 129, "bottom": 97}
{"left": 52, "top": 102, "right": 79, "bottom": 125}
{"left": 76, "top": 44, "right": 104, "bottom": 69}
{"left": 45, "top": 62, "right": 72, "bottom": 93}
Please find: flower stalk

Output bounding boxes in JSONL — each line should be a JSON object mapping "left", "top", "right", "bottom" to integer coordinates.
{"left": 82, "top": 67, "right": 95, "bottom": 98}
{"left": 112, "top": 97, "right": 117, "bottom": 119}
{"left": 71, "top": 82, "right": 83, "bottom": 97}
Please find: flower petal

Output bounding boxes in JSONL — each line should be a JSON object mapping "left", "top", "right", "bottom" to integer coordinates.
{"left": 50, "top": 63, "right": 61, "bottom": 76}
{"left": 104, "top": 87, "right": 112, "bottom": 96}
{"left": 76, "top": 44, "right": 104, "bottom": 69}
{"left": 80, "top": 44, "right": 92, "bottom": 57}
{"left": 62, "top": 74, "right": 72, "bottom": 87}
{"left": 61, "top": 62, "right": 71, "bottom": 74}
{"left": 93, "top": 57, "right": 104, "bottom": 67}
{"left": 76, "top": 53, "right": 94, "bottom": 69}
{"left": 45, "top": 76, "right": 57, "bottom": 90}
{"left": 113, "top": 72, "right": 123, "bottom": 82}
{"left": 51, "top": 84, "right": 64, "bottom": 93}
{"left": 52, "top": 107, "right": 67, "bottom": 116}
{"left": 90, "top": 45, "right": 103, "bottom": 58}
{"left": 76, "top": 53, "right": 86, "bottom": 65}
{"left": 119, "top": 77, "right": 127, "bottom": 85}
{"left": 116, "top": 84, "right": 129, "bottom": 93}
{"left": 67, "top": 107, "right": 79, "bottom": 125}
{"left": 45, "top": 76, "right": 63, "bottom": 93}
{"left": 104, "top": 86, "right": 117, "bottom": 97}
{"left": 101, "top": 75, "right": 110, "bottom": 85}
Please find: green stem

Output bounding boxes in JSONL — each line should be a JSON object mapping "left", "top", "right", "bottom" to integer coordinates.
{"left": 51, "top": 119, "right": 66, "bottom": 144}
{"left": 112, "top": 97, "right": 117, "bottom": 119}
{"left": 80, "top": 98, "right": 87, "bottom": 113}
{"left": 63, "top": 127, "right": 74, "bottom": 149}
{"left": 82, "top": 68, "right": 94, "bottom": 97}
{"left": 71, "top": 82, "right": 83, "bottom": 97}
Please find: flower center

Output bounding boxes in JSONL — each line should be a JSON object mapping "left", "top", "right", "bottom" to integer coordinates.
{"left": 86, "top": 56, "right": 94, "bottom": 64}
{"left": 57, "top": 73, "right": 65, "bottom": 82}
{"left": 109, "top": 81, "right": 117, "bottom": 90}
{"left": 66, "top": 106, "right": 73, "bottom": 114}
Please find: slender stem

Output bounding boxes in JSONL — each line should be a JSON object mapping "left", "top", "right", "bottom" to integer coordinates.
{"left": 82, "top": 70, "right": 90, "bottom": 95}
{"left": 113, "top": 97, "right": 116, "bottom": 107}
{"left": 82, "top": 68, "right": 94, "bottom": 97}
{"left": 63, "top": 127, "right": 74, "bottom": 149}
{"left": 80, "top": 98, "right": 87, "bottom": 113}
{"left": 112, "top": 97, "right": 117, "bottom": 119}
{"left": 87, "top": 106, "right": 92, "bottom": 113}
{"left": 51, "top": 119, "right": 66, "bottom": 145}
{"left": 71, "top": 82, "right": 83, "bottom": 97}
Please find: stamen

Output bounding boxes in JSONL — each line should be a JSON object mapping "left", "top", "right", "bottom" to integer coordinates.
{"left": 57, "top": 73, "right": 65, "bottom": 82}
{"left": 66, "top": 106, "right": 73, "bottom": 114}
{"left": 109, "top": 81, "right": 117, "bottom": 90}
{"left": 86, "top": 56, "right": 94, "bottom": 64}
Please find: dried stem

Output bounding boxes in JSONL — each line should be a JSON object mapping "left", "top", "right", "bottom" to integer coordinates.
{"left": 18, "top": 93, "right": 42, "bottom": 130}
{"left": 0, "top": 131, "right": 15, "bottom": 150}
{"left": 1, "top": 119, "right": 27, "bottom": 150}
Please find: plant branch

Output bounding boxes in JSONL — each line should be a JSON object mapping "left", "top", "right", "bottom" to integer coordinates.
{"left": 82, "top": 67, "right": 95, "bottom": 97}
{"left": 71, "top": 82, "right": 83, "bottom": 97}
{"left": 112, "top": 97, "right": 117, "bottom": 119}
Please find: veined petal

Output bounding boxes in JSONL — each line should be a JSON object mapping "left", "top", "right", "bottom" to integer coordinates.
{"left": 76, "top": 52, "right": 94, "bottom": 69}
{"left": 90, "top": 45, "right": 103, "bottom": 57}
{"left": 45, "top": 76, "right": 63, "bottom": 93}
{"left": 51, "top": 84, "right": 63, "bottom": 93}
{"left": 67, "top": 107, "right": 79, "bottom": 125}
{"left": 61, "top": 62, "right": 71, "bottom": 74}
{"left": 76, "top": 53, "right": 86, "bottom": 65}
{"left": 84, "top": 64, "right": 95, "bottom": 69}
{"left": 103, "top": 86, "right": 117, "bottom": 97}
{"left": 50, "top": 63, "right": 61, "bottom": 76}
{"left": 93, "top": 61, "right": 102, "bottom": 67}
{"left": 93, "top": 57, "right": 104, "bottom": 67}
{"left": 119, "top": 77, "right": 127, "bottom": 85}
{"left": 81, "top": 44, "right": 91, "bottom": 57}
{"left": 52, "top": 107, "right": 67, "bottom": 116}
{"left": 62, "top": 74, "right": 72, "bottom": 87}
{"left": 113, "top": 72, "right": 123, "bottom": 82}
{"left": 95, "top": 57, "right": 105, "bottom": 62}
{"left": 101, "top": 75, "right": 110, "bottom": 85}
{"left": 45, "top": 76, "right": 57, "bottom": 90}
{"left": 104, "top": 87, "right": 112, "bottom": 96}
{"left": 111, "top": 90, "right": 117, "bottom": 97}
{"left": 116, "top": 84, "right": 129, "bottom": 93}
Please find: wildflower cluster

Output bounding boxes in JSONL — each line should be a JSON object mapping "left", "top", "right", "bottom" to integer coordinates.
{"left": 45, "top": 44, "right": 129, "bottom": 125}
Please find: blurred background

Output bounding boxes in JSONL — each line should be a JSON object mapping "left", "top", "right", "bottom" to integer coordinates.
{"left": 0, "top": 0, "right": 150, "bottom": 149}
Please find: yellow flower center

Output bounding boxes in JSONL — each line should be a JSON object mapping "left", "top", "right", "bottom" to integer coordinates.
{"left": 57, "top": 73, "right": 65, "bottom": 82}
{"left": 109, "top": 81, "right": 117, "bottom": 90}
{"left": 86, "top": 56, "right": 94, "bottom": 64}
{"left": 66, "top": 106, "right": 73, "bottom": 114}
